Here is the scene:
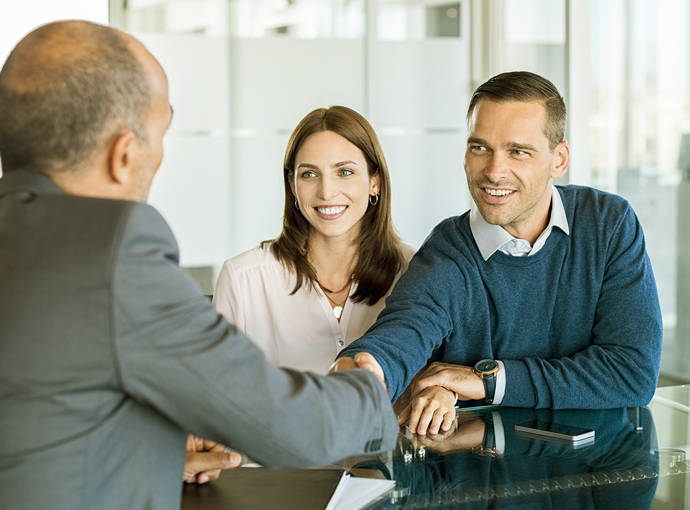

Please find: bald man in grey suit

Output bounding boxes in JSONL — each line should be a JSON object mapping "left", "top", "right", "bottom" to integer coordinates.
{"left": 0, "top": 21, "right": 397, "bottom": 510}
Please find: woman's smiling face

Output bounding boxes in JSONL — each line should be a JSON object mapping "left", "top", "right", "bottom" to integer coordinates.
{"left": 291, "top": 130, "right": 379, "bottom": 244}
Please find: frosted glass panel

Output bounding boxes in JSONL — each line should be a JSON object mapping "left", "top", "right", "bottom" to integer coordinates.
{"left": 495, "top": 0, "right": 566, "bottom": 93}
{"left": 149, "top": 134, "right": 232, "bottom": 268}
{"left": 229, "top": 135, "right": 289, "bottom": 254}
{"left": 230, "top": 39, "right": 365, "bottom": 130}
{"left": 136, "top": 34, "right": 232, "bottom": 271}
{"left": 371, "top": 40, "right": 468, "bottom": 129}
{"left": 136, "top": 33, "right": 230, "bottom": 131}
{"left": 382, "top": 133, "right": 470, "bottom": 248}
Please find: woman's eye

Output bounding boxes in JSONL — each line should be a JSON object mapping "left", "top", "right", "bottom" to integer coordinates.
{"left": 338, "top": 169, "right": 353, "bottom": 176}
{"left": 301, "top": 171, "right": 316, "bottom": 179}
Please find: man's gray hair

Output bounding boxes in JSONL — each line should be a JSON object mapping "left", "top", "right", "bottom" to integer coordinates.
{"left": 0, "top": 21, "right": 151, "bottom": 173}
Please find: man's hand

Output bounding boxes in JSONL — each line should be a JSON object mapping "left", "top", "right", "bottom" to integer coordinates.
{"left": 330, "top": 352, "right": 387, "bottom": 391}
{"left": 409, "top": 413, "right": 486, "bottom": 454}
{"left": 397, "top": 386, "right": 456, "bottom": 435}
{"left": 412, "top": 362, "right": 485, "bottom": 402}
{"left": 183, "top": 434, "right": 242, "bottom": 484}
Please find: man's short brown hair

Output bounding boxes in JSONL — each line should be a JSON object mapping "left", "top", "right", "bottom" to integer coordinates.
{"left": 0, "top": 21, "right": 150, "bottom": 173}
{"left": 467, "top": 71, "right": 566, "bottom": 152}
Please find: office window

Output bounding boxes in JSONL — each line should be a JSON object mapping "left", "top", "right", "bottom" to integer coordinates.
{"left": 589, "top": 0, "right": 690, "bottom": 380}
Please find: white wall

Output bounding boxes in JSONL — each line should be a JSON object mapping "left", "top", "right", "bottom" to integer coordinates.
{"left": 0, "top": 0, "right": 109, "bottom": 176}
{"left": 0, "top": 1, "right": 108, "bottom": 66}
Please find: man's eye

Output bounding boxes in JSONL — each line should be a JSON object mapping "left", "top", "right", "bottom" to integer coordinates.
{"left": 512, "top": 150, "right": 527, "bottom": 156}
{"left": 471, "top": 145, "right": 487, "bottom": 151}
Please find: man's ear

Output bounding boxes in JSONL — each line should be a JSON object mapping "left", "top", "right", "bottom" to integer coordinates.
{"left": 550, "top": 141, "right": 570, "bottom": 179}
{"left": 108, "top": 132, "right": 139, "bottom": 185}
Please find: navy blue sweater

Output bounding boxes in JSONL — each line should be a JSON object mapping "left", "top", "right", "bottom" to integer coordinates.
{"left": 340, "top": 185, "right": 663, "bottom": 408}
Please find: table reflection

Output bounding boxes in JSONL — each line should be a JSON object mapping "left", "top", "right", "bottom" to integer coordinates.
{"left": 357, "top": 407, "right": 658, "bottom": 509}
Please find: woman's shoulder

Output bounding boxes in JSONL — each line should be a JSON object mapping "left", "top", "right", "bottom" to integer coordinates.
{"left": 400, "top": 243, "right": 417, "bottom": 263}
{"left": 223, "top": 243, "right": 283, "bottom": 275}
{"left": 391, "top": 243, "right": 417, "bottom": 281}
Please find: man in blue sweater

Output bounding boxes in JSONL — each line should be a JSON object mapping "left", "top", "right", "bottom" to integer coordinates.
{"left": 335, "top": 71, "right": 663, "bottom": 436}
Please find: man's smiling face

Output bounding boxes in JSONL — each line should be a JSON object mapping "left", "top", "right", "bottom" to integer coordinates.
{"left": 464, "top": 99, "right": 568, "bottom": 244}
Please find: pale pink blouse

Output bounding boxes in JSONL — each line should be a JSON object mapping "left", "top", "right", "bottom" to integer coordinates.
{"left": 213, "top": 244, "right": 415, "bottom": 375}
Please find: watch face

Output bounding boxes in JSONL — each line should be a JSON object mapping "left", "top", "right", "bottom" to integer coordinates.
{"left": 475, "top": 359, "right": 498, "bottom": 373}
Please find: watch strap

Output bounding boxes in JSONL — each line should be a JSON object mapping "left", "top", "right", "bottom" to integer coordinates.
{"left": 483, "top": 374, "right": 496, "bottom": 404}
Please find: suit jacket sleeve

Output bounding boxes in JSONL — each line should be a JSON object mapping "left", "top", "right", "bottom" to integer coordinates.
{"left": 111, "top": 204, "right": 398, "bottom": 468}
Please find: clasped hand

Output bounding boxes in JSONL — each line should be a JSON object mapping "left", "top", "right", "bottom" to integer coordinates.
{"left": 183, "top": 434, "right": 243, "bottom": 484}
{"left": 398, "top": 362, "right": 486, "bottom": 434}
{"left": 331, "top": 356, "right": 486, "bottom": 437}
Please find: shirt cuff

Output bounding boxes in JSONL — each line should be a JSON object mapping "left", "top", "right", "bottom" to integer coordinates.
{"left": 493, "top": 360, "right": 506, "bottom": 405}
{"left": 491, "top": 410, "right": 505, "bottom": 456}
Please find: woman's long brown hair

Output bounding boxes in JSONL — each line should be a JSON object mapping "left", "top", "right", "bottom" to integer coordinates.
{"left": 262, "top": 105, "right": 405, "bottom": 305}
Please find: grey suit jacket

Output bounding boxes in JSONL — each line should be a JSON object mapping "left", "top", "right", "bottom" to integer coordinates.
{"left": 0, "top": 170, "right": 398, "bottom": 510}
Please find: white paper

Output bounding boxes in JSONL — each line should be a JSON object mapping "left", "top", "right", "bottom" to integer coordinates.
{"left": 332, "top": 478, "right": 397, "bottom": 510}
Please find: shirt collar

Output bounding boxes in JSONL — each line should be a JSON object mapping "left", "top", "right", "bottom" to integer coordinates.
{"left": 469, "top": 185, "right": 570, "bottom": 261}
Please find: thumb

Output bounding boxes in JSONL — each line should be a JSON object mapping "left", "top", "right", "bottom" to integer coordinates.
{"left": 185, "top": 451, "right": 242, "bottom": 476}
{"left": 329, "top": 357, "right": 357, "bottom": 373}
{"left": 354, "top": 352, "right": 386, "bottom": 389}
{"left": 397, "top": 404, "right": 411, "bottom": 426}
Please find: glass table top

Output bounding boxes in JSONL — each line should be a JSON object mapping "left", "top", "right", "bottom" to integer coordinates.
{"left": 182, "top": 386, "right": 690, "bottom": 509}
{"left": 338, "top": 385, "right": 690, "bottom": 509}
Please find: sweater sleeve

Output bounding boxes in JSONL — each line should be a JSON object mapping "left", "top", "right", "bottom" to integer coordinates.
{"left": 502, "top": 203, "right": 663, "bottom": 408}
{"left": 339, "top": 224, "right": 462, "bottom": 402}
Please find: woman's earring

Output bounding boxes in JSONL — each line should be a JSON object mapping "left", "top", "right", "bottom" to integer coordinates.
{"left": 294, "top": 198, "right": 300, "bottom": 210}
{"left": 369, "top": 192, "right": 380, "bottom": 206}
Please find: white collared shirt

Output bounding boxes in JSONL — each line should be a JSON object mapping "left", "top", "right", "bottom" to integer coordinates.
{"left": 468, "top": 185, "right": 570, "bottom": 404}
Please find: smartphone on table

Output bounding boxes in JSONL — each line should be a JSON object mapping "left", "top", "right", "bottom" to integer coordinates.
{"left": 515, "top": 421, "right": 595, "bottom": 446}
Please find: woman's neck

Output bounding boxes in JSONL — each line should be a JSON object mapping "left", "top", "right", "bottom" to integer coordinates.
{"left": 307, "top": 231, "right": 358, "bottom": 290}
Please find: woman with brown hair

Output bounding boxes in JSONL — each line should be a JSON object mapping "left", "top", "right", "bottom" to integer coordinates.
{"left": 213, "top": 105, "right": 414, "bottom": 374}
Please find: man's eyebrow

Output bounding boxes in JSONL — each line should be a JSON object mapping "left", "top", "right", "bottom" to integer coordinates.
{"left": 466, "top": 137, "right": 488, "bottom": 146}
{"left": 505, "top": 141, "right": 539, "bottom": 152}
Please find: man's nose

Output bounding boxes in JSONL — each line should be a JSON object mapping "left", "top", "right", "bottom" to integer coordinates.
{"left": 485, "top": 153, "right": 510, "bottom": 182}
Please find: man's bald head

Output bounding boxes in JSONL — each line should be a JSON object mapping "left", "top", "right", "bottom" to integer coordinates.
{"left": 0, "top": 21, "right": 151, "bottom": 174}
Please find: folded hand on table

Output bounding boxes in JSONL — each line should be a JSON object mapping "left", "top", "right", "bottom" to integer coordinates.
{"left": 411, "top": 362, "right": 485, "bottom": 402}
{"left": 397, "top": 362, "right": 485, "bottom": 436}
{"left": 183, "top": 434, "right": 242, "bottom": 484}
{"left": 397, "top": 386, "right": 457, "bottom": 435}
{"left": 409, "top": 413, "right": 486, "bottom": 454}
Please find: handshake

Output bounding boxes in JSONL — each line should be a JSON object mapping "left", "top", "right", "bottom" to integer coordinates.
{"left": 186, "top": 353, "right": 486, "bottom": 485}
{"left": 331, "top": 353, "right": 485, "bottom": 436}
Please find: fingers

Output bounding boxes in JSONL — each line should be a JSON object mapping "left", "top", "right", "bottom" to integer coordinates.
{"left": 406, "top": 397, "right": 426, "bottom": 435}
{"left": 183, "top": 451, "right": 242, "bottom": 484}
{"left": 196, "top": 469, "right": 222, "bottom": 484}
{"left": 353, "top": 352, "right": 387, "bottom": 390}
{"left": 406, "top": 388, "right": 456, "bottom": 435}
{"left": 330, "top": 354, "right": 387, "bottom": 392}
{"left": 329, "top": 357, "right": 358, "bottom": 373}
{"left": 415, "top": 372, "right": 450, "bottom": 393}
{"left": 441, "top": 409, "right": 455, "bottom": 432}
{"left": 397, "top": 404, "right": 411, "bottom": 426}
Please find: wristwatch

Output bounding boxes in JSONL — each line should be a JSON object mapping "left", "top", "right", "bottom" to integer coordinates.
{"left": 473, "top": 359, "right": 500, "bottom": 404}
{"left": 472, "top": 415, "right": 499, "bottom": 458}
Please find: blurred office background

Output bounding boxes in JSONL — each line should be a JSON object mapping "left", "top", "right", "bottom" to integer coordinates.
{"left": 1, "top": 0, "right": 689, "bottom": 383}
